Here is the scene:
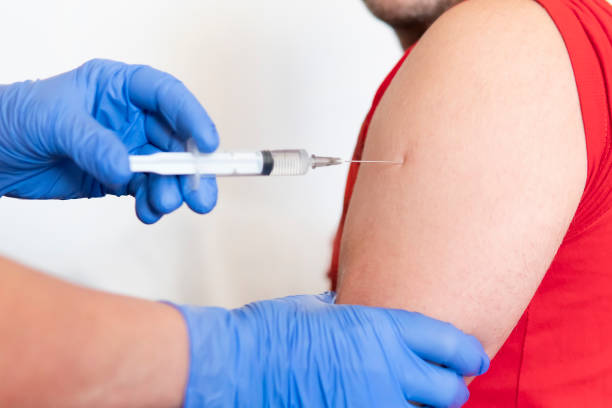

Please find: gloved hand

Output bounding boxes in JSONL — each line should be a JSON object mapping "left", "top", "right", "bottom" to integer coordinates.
{"left": 0, "top": 59, "right": 219, "bottom": 223}
{"left": 174, "top": 292, "right": 489, "bottom": 408}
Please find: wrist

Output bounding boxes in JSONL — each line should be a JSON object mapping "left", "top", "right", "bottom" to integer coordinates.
{"left": 171, "top": 304, "right": 238, "bottom": 408}
{"left": 153, "top": 302, "right": 192, "bottom": 408}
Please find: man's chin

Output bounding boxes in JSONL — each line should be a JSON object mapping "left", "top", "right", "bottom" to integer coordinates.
{"left": 362, "top": 0, "right": 458, "bottom": 27}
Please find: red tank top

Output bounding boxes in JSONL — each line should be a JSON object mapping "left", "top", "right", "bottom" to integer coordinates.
{"left": 329, "top": 0, "right": 612, "bottom": 405}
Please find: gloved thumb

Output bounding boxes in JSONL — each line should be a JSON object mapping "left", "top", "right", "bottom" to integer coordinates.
{"left": 54, "top": 111, "right": 132, "bottom": 187}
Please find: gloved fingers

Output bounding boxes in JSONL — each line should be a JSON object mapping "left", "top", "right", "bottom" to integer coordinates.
{"left": 54, "top": 111, "right": 132, "bottom": 187}
{"left": 144, "top": 114, "right": 184, "bottom": 152}
{"left": 130, "top": 173, "right": 163, "bottom": 224}
{"left": 132, "top": 143, "right": 214, "bottom": 217}
{"left": 148, "top": 174, "right": 183, "bottom": 214}
{"left": 401, "top": 361, "right": 469, "bottom": 408}
{"left": 135, "top": 143, "right": 184, "bottom": 214}
{"left": 129, "top": 144, "right": 175, "bottom": 223}
{"left": 128, "top": 65, "right": 219, "bottom": 153}
{"left": 179, "top": 174, "right": 218, "bottom": 214}
{"left": 384, "top": 310, "right": 488, "bottom": 377}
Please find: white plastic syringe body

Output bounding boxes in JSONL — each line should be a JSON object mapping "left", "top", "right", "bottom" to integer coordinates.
{"left": 129, "top": 150, "right": 313, "bottom": 176}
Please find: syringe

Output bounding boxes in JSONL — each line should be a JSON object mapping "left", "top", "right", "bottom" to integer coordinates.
{"left": 129, "top": 149, "right": 402, "bottom": 176}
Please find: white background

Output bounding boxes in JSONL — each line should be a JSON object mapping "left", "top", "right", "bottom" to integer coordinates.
{"left": 0, "top": 0, "right": 401, "bottom": 308}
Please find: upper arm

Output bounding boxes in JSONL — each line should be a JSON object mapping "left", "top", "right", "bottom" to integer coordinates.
{"left": 335, "top": 0, "right": 587, "bottom": 357}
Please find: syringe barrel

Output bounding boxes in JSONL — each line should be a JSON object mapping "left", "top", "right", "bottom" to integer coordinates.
{"left": 129, "top": 151, "right": 265, "bottom": 176}
{"left": 128, "top": 149, "right": 313, "bottom": 176}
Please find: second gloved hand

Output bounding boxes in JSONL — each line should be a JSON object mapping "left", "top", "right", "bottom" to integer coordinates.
{"left": 175, "top": 293, "right": 489, "bottom": 408}
{"left": 0, "top": 59, "right": 219, "bottom": 223}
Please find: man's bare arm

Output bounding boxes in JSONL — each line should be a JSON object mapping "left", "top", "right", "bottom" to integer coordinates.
{"left": 0, "top": 256, "right": 188, "bottom": 407}
{"left": 336, "top": 0, "right": 586, "bottom": 358}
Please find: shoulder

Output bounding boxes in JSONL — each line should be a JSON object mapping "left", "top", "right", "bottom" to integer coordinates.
{"left": 368, "top": 0, "right": 586, "bottom": 187}
{"left": 429, "top": 0, "right": 561, "bottom": 50}
{"left": 407, "top": 0, "right": 572, "bottom": 95}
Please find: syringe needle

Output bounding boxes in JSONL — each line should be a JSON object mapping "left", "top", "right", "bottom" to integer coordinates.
{"left": 310, "top": 156, "right": 404, "bottom": 169}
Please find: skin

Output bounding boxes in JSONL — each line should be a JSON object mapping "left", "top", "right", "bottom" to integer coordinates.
{"left": 337, "top": 0, "right": 586, "bottom": 361}
{"left": 362, "top": 0, "right": 462, "bottom": 48}
{"left": 0, "top": 257, "right": 189, "bottom": 407}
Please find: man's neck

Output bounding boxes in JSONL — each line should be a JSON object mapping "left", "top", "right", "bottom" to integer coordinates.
{"left": 390, "top": 0, "right": 464, "bottom": 49}
{"left": 394, "top": 24, "right": 428, "bottom": 49}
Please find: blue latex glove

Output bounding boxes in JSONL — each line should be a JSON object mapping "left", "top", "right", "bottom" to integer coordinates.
{"left": 174, "top": 293, "right": 489, "bottom": 408}
{"left": 0, "top": 59, "right": 219, "bottom": 223}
